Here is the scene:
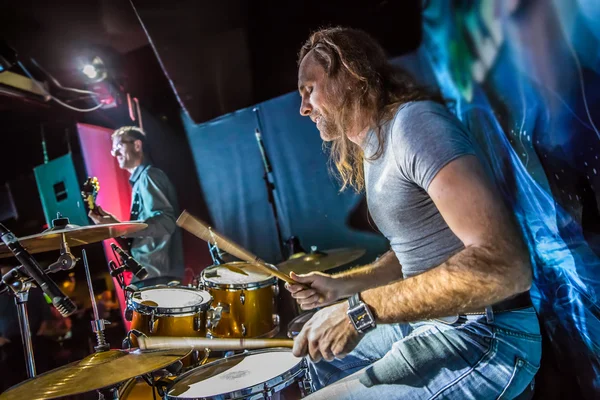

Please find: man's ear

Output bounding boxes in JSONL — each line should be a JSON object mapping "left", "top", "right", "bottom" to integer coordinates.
{"left": 134, "top": 139, "right": 143, "bottom": 153}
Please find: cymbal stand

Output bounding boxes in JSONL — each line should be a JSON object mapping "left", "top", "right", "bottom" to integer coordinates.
{"left": 1, "top": 266, "right": 37, "bottom": 378}
{"left": 82, "top": 249, "right": 124, "bottom": 399}
{"left": 82, "top": 249, "right": 111, "bottom": 352}
{"left": 46, "top": 232, "right": 78, "bottom": 273}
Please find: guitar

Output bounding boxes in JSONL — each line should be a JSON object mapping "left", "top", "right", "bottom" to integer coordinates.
{"left": 81, "top": 176, "right": 100, "bottom": 214}
{"left": 81, "top": 177, "right": 132, "bottom": 250}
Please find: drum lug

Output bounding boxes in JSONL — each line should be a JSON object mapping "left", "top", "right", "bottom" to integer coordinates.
{"left": 149, "top": 312, "right": 157, "bottom": 334}
{"left": 240, "top": 290, "right": 245, "bottom": 305}
{"left": 300, "top": 359, "right": 315, "bottom": 395}
{"left": 272, "top": 314, "right": 280, "bottom": 328}
{"left": 241, "top": 323, "right": 246, "bottom": 337}
{"left": 194, "top": 313, "right": 203, "bottom": 331}
{"left": 207, "top": 303, "right": 229, "bottom": 329}
{"left": 272, "top": 284, "right": 279, "bottom": 296}
{"left": 263, "top": 383, "right": 274, "bottom": 399}
{"left": 300, "top": 377, "right": 314, "bottom": 396}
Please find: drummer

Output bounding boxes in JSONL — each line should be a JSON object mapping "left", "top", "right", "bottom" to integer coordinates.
{"left": 88, "top": 126, "right": 184, "bottom": 286}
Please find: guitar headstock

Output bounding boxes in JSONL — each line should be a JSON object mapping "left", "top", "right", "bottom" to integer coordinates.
{"left": 81, "top": 177, "right": 100, "bottom": 212}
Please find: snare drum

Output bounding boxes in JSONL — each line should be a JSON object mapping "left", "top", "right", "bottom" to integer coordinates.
{"left": 167, "top": 349, "right": 313, "bottom": 399}
{"left": 202, "top": 262, "right": 279, "bottom": 338}
{"left": 126, "top": 286, "right": 213, "bottom": 366}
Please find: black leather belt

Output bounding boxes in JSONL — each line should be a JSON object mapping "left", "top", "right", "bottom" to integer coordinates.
{"left": 465, "top": 291, "right": 532, "bottom": 316}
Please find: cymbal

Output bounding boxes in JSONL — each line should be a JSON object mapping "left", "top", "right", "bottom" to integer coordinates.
{"left": 0, "top": 348, "right": 191, "bottom": 400}
{"left": 0, "top": 222, "right": 147, "bottom": 258}
{"left": 277, "top": 248, "right": 366, "bottom": 275}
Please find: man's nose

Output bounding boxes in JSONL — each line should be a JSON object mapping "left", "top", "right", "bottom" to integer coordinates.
{"left": 300, "top": 96, "right": 312, "bottom": 116}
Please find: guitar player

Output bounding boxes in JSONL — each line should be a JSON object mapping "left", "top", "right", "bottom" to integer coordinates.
{"left": 87, "top": 126, "right": 184, "bottom": 287}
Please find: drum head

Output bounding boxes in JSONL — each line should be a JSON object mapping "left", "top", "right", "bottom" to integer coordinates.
{"left": 202, "top": 262, "right": 275, "bottom": 289}
{"left": 131, "top": 287, "right": 211, "bottom": 314}
{"left": 168, "top": 349, "right": 303, "bottom": 399}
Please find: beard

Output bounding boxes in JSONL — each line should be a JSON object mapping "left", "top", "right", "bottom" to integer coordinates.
{"left": 314, "top": 111, "right": 343, "bottom": 142}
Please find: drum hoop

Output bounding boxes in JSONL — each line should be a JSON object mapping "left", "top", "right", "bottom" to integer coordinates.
{"left": 129, "top": 286, "right": 212, "bottom": 315}
{"left": 166, "top": 348, "right": 306, "bottom": 400}
{"left": 201, "top": 262, "right": 277, "bottom": 290}
{"left": 201, "top": 278, "right": 276, "bottom": 291}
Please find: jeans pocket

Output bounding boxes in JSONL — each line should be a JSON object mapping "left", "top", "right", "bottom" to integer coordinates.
{"left": 497, "top": 357, "right": 539, "bottom": 400}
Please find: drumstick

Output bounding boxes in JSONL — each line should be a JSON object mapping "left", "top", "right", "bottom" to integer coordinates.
{"left": 176, "top": 210, "right": 298, "bottom": 285}
{"left": 137, "top": 336, "right": 294, "bottom": 351}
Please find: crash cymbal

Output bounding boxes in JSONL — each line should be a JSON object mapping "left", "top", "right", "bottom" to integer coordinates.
{"left": 0, "top": 222, "right": 147, "bottom": 258}
{"left": 277, "top": 247, "right": 366, "bottom": 275}
{"left": 0, "top": 348, "right": 191, "bottom": 400}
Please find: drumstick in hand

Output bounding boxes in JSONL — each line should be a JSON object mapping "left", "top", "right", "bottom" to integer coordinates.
{"left": 176, "top": 210, "right": 298, "bottom": 285}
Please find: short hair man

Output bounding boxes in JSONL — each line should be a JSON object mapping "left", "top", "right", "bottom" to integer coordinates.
{"left": 89, "top": 126, "right": 184, "bottom": 286}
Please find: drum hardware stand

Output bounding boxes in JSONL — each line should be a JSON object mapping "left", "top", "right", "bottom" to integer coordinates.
{"left": 108, "top": 260, "right": 129, "bottom": 291}
{"left": 285, "top": 236, "right": 306, "bottom": 259}
{"left": 46, "top": 234, "right": 78, "bottom": 273}
{"left": 82, "top": 249, "right": 111, "bottom": 352}
{"left": 44, "top": 214, "right": 80, "bottom": 272}
{"left": 252, "top": 113, "right": 287, "bottom": 260}
{"left": 1, "top": 266, "right": 37, "bottom": 378}
{"left": 83, "top": 249, "right": 133, "bottom": 400}
{"left": 207, "top": 227, "right": 225, "bottom": 265}
{"left": 0, "top": 231, "right": 82, "bottom": 380}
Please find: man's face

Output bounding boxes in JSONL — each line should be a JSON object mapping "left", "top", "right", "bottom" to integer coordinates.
{"left": 111, "top": 135, "right": 142, "bottom": 169}
{"left": 298, "top": 52, "right": 343, "bottom": 141}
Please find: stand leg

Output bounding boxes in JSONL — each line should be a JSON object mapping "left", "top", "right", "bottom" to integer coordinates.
{"left": 15, "top": 292, "right": 36, "bottom": 378}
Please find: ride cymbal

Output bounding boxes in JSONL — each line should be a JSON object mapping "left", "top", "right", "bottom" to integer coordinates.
{"left": 277, "top": 248, "right": 365, "bottom": 275}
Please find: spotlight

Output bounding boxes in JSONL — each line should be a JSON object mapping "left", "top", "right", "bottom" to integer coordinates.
{"left": 82, "top": 64, "right": 98, "bottom": 79}
{"left": 80, "top": 56, "right": 106, "bottom": 83}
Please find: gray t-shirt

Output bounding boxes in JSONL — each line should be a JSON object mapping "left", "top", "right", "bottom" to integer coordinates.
{"left": 363, "top": 101, "right": 476, "bottom": 278}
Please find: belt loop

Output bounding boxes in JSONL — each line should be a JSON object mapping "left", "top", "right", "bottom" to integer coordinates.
{"left": 485, "top": 306, "right": 494, "bottom": 323}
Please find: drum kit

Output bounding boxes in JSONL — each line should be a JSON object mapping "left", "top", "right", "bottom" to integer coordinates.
{"left": 0, "top": 212, "right": 366, "bottom": 400}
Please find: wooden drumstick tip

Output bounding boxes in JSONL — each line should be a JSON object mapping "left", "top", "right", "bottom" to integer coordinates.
{"left": 137, "top": 336, "right": 147, "bottom": 350}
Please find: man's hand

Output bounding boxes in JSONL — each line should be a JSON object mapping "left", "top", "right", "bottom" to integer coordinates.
{"left": 285, "top": 271, "right": 343, "bottom": 310}
{"left": 292, "top": 302, "right": 361, "bottom": 362}
{"left": 0, "top": 336, "right": 10, "bottom": 346}
{"left": 88, "top": 205, "right": 120, "bottom": 225}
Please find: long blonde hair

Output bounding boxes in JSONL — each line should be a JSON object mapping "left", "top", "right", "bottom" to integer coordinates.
{"left": 299, "top": 27, "right": 443, "bottom": 192}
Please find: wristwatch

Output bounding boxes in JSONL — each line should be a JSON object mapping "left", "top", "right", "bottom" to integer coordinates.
{"left": 347, "top": 293, "right": 376, "bottom": 334}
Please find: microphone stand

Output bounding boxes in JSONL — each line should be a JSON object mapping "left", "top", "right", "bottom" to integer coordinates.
{"left": 253, "top": 107, "right": 286, "bottom": 260}
{"left": 2, "top": 267, "right": 37, "bottom": 377}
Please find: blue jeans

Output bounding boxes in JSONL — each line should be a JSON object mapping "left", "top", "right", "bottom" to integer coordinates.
{"left": 305, "top": 307, "right": 541, "bottom": 399}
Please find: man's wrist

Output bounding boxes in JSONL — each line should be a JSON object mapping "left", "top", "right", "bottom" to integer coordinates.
{"left": 346, "top": 293, "right": 376, "bottom": 334}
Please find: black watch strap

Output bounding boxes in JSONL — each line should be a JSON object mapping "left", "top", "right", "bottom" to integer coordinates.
{"left": 348, "top": 293, "right": 360, "bottom": 308}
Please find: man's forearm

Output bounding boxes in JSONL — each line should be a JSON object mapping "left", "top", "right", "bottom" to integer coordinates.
{"left": 125, "top": 213, "right": 176, "bottom": 238}
{"left": 361, "top": 244, "right": 531, "bottom": 323}
{"left": 333, "top": 250, "right": 403, "bottom": 298}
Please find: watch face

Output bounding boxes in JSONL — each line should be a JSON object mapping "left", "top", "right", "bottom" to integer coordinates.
{"left": 348, "top": 304, "right": 374, "bottom": 332}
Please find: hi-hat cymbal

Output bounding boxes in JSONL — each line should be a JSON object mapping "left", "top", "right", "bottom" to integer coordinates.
{"left": 277, "top": 248, "right": 366, "bottom": 275}
{"left": 0, "top": 348, "right": 191, "bottom": 400}
{"left": 0, "top": 222, "right": 147, "bottom": 258}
